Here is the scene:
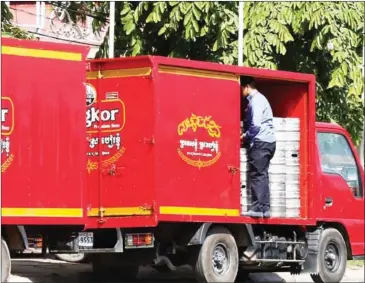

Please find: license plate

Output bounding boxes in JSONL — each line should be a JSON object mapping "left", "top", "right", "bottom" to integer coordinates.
{"left": 78, "top": 232, "right": 93, "bottom": 248}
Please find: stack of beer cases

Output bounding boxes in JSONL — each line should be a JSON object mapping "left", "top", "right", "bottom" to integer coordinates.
{"left": 240, "top": 117, "right": 301, "bottom": 218}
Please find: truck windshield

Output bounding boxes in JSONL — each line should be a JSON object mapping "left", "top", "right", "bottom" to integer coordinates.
{"left": 317, "top": 132, "right": 362, "bottom": 198}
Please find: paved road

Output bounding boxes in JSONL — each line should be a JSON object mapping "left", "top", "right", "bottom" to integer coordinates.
{"left": 8, "top": 258, "right": 364, "bottom": 283}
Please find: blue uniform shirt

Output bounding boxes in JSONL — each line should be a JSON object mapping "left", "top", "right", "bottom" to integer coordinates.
{"left": 243, "top": 90, "right": 276, "bottom": 146}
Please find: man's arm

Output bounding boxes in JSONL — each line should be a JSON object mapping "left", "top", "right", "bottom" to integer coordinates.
{"left": 243, "top": 100, "right": 263, "bottom": 141}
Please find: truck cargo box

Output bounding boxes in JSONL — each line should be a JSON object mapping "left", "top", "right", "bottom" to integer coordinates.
{"left": 1, "top": 38, "right": 89, "bottom": 225}
{"left": 85, "top": 56, "right": 316, "bottom": 228}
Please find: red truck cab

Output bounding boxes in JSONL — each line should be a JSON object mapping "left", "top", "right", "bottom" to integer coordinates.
{"left": 315, "top": 122, "right": 364, "bottom": 256}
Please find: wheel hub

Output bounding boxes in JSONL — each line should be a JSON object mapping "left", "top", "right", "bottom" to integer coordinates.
{"left": 324, "top": 242, "right": 340, "bottom": 272}
{"left": 212, "top": 243, "right": 230, "bottom": 276}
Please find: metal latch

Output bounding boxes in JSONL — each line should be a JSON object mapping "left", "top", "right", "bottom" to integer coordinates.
{"left": 109, "top": 164, "right": 116, "bottom": 176}
{"left": 98, "top": 207, "right": 106, "bottom": 224}
{"left": 99, "top": 207, "right": 106, "bottom": 218}
{"left": 101, "top": 164, "right": 125, "bottom": 176}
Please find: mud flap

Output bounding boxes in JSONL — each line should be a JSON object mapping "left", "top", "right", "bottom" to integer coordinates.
{"left": 303, "top": 228, "right": 323, "bottom": 273}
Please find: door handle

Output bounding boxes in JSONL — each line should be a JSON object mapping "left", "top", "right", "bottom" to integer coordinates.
{"left": 325, "top": 197, "right": 333, "bottom": 207}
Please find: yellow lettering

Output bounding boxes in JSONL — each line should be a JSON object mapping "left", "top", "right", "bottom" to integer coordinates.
{"left": 207, "top": 120, "right": 221, "bottom": 138}
{"left": 177, "top": 114, "right": 221, "bottom": 138}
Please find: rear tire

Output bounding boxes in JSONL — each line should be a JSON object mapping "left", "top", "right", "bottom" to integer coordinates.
{"left": 310, "top": 228, "right": 347, "bottom": 283}
{"left": 55, "top": 253, "right": 86, "bottom": 263}
{"left": 194, "top": 226, "right": 239, "bottom": 282}
{"left": 1, "top": 238, "right": 11, "bottom": 282}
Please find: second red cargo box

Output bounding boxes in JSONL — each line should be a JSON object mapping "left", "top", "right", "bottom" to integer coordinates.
{"left": 85, "top": 56, "right": 316, "bottom": 228}
{"left": 1, "top": 37, "right": 89, "bottom": 225}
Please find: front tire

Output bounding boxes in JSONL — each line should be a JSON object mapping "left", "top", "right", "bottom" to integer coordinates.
{"left": 194, "top": 226, "right": 239, "bottom": 282}
{"left": 1, "top": 238, "right": 11, "bottom": 282}
{"left": 310, "top": 228, "right": 347, "bottom": 283}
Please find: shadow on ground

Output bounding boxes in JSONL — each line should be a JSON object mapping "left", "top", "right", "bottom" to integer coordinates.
{"left": 10, "top": 259, "right": 286, "bottom": 283}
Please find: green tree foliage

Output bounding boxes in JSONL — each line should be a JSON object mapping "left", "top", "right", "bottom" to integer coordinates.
{"left": 67, "top": 1, "right": 365, "bottom": 144}
{"left": 1, "top": 3, "right": 34, "bottom": 39}
{"left": 92, "top": 1, "right": 238, "bottom": 63}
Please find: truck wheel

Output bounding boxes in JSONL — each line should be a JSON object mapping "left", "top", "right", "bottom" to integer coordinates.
{"left": 1, "top": 238, "right": 11, "bottom": 282}
{"left": 194, "top": 226, "right": 238, "bottom": 282}
{"left": 54, "top": 253, "right": 86, "bottom": 263}
{"left": 310, "top": 228, "right": 347, "bottom": 283}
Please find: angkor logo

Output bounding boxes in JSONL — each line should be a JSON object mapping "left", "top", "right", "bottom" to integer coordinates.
{"left": 177, "top": 114, "right": 222, "bottom": 169}
{"left": 1, "top": 97, "right": 14, "bottom": 173}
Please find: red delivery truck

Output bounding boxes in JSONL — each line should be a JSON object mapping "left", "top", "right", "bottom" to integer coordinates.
{"left": 1, "top": 37, "right": 364, "bottom": 283}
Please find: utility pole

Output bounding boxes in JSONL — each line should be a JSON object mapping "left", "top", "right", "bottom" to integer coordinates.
{"left": 108, "top": 1, "right": 115, "bottom": 59}
{"left": 360, "top": 28, "right": 365, "bottom": 168}
{"left": 238, "top": 1, "right": 244, "bottom": 66}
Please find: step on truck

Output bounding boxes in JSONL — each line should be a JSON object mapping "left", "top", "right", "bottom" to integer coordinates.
{"left": 1, "top": 37, "right": 364, "bottom": 282}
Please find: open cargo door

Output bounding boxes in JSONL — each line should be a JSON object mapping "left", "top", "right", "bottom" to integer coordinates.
{"left": 85, "top": 59, "right": 155, "bottom": 222}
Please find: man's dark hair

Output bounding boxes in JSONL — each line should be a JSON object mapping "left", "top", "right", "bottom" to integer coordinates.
{"left": 240, "top": 76, "right": 256, "bottom": 87}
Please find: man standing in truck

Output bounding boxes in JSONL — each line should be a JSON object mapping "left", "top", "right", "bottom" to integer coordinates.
{"left": 240, "top": 76, "right": 276, "bottom": 218}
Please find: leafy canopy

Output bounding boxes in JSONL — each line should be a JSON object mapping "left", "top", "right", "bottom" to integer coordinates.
{"left": 90, "top": 1, "right": 364, "bottom": 144}
{"left": 7, "top": 2, "right": 364, "bottom": 144}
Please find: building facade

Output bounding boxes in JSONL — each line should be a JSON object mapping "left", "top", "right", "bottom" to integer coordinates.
{"left": 6, "top": 1, "right": 108, "bottom": 58}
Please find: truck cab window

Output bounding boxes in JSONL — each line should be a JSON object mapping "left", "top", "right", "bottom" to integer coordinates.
{"left": 317, "top": 132, "right": 363, "bottom": 198}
